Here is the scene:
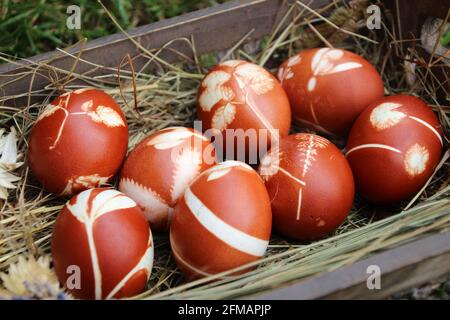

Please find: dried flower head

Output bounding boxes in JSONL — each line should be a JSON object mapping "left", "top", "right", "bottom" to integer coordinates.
{"left": 0, "top": 255, "right": 71, "bottom": 300}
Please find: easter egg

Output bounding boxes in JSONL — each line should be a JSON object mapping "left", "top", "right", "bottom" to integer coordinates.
{"left": 259, "top": 133, "right": 354, "bottom": 240}
{"left": 278, "top": 48, "right": 384, "bottom": 137}
{"left": 170, "top": 161, "right": 272, "bottom": 280}
{"left": 51, "top": 188, "right": 153, "bottom": 299}
{"left": 28, "top": 88, "right": 128, "bottom": 196}
{"left": 346, "top": 95, "right": 443, "bottom": 204}
{"left": 197, "top": 60, "right": 291, "bottom": 162}
{"left": 119, "top": 127, "right": 216, "bottom": 231}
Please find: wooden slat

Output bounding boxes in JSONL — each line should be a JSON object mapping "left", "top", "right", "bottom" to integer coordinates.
{"left": 250, "top": 228, "right": 450, "bottom": 299}
{"left": 0, "top": 0, "right": 325, "bottom": 105}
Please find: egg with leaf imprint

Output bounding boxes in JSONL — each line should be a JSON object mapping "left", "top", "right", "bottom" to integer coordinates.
{"left": 259, "top": 133, "right": 354, "bottom": 240}
{"left": 51, "top": 188, "right": 153, "bottom": 300}
{"left": 170, "top": 160, "right": 272, "bottom": 280}
{"left": 28, "top": 88, "right": 128, "bottom": 196}
{"left": 119, "top": 127, "right": 216, "bottom": 231}
{"left": 278, "top": 48, "right": 384, "bottom": 137}
{"left": 346, "top": 95, "right": 443, "bottom": 204}
{"left": 197, "top": 60, "right": 291, "bottom": 161}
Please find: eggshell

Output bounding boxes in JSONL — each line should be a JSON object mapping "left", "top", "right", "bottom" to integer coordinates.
{"left": 197, "top": 60, "right": 291, "bottom": 161}
{"left": 28, "top": 88, "right": 128, "bottom": 196}
{"left": 170, "top": 161, "right": 272, "bottom": 280}
{"left": 278, "top": 48, "right": 384, "bottom": 137}
{"left": 259, "top": 133, "right": 354, "bottom": 240}
{"left": 51, "top": 188, "right": 153, "bottom": 299}
{"left": 119, "top": 127, "right": 216, "bottom": 231}
{"left": 346, "top": 95, "right": 443, "bottom": 204}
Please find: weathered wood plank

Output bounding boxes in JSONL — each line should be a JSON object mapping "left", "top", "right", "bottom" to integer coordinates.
{"left": 250, "top": 228, "right": 450, "bottom": 299}
{"left": 0, "top": 0, "right": 332, "bottom": 104}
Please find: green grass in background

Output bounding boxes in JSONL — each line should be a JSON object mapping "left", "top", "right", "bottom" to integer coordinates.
{"left": 0, "top": 0, "right": 227, "bottom": 59}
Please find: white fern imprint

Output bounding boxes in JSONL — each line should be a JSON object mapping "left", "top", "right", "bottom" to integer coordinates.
{"left": 296, "top": 135, "right": 328, "bottom": 177}
{"left": 404, "top": 144, "right": 429, "bottom": 176}
{"left": 119, "top": 177, "right": 170, "bottom": 225}
{"left": 170, "top": 147, "right": 202, "bottom": 203}
{"left": 260, "top": 135, "right": 327, "bottom": 222}
{"left": 294, "top": 135, "right": 328, "bottom": 221}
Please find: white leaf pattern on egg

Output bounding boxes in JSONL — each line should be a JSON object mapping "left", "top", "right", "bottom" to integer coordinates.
{"left": 404, "top": 144, "right": 429, "bottom": 176}
{"left": 119, "top": 178, "right": 170, "bottom": 223}
{"left": 198, "top": 71, "right": 233, "bottom": 112}
{"left": 279, "top": 55, "right": 301, "bottom": 84}
{"left": 80, "top": 100, "right": 94, "bottom": 112}
{"left": 207, "top": 168, "right": 232, "bottom": 181}
{"left": 370, "top": 102, "right": 406, "bottom": 130}
{"left": 259, "top": 145, "right": 282, "bottom": 181}
{"left": 234, "top": 63, "right": 274, "bottom": 95}
{"left": 307, "top": 77, "right": 317, "bottom": 92}
{"left": 146, "top": 128, "right": 194, "bottom": 150}
{"left": 296, "top": 135, "right": 329, "bottom": 178}
{"left": 211, "top": 103, "right": 236, "bottom": 131}
{"left": 170, "top": 147, "right": 202, "bottom": 202}
{"left": 287, "top": 55, "right": 301, "bottom": 67}
{"left": 310, "top": 48, "right": 360, "bottom": 77}
{"left": 329, "top": 62, "right": 363, "bottom": 74}
{"left": 88, "top": 106, "right": 125, "bottom": 127}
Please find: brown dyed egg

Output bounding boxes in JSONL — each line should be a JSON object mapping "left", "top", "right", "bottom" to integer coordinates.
{"left": 119, "top": 127, "right": 216, "bottom": 231}
{"left": 51, "top": 188, "right": 153, "bottom": 299}
{"left": 259, "top": 133, "right": 354, "bottom": 240}
{"left": 170, "top": 161, "right": 272, "bottom": 280}
{"left": 278, "top": 48, "right": 384, "bottom": 137}
{"left": 197, "top": 60, "right": 291, "bottom": 161}
{"left": 346, "top": 95, "right": 443, "bottom": 204}
{"left": 28, "top": 88, "right": 128, "bottom": 196}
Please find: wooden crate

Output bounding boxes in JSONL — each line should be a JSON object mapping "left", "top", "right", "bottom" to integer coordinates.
{"left": 0, "top": 0, "right": 449, "bottom": 299}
